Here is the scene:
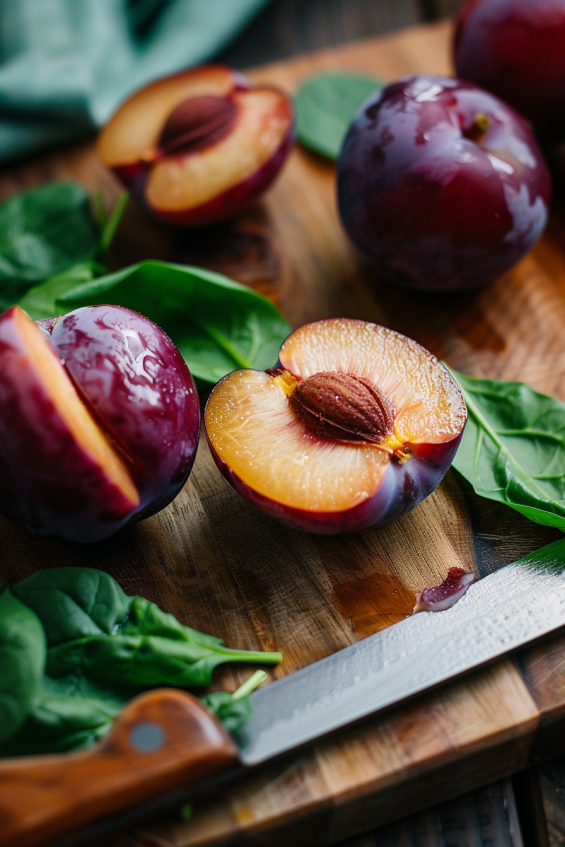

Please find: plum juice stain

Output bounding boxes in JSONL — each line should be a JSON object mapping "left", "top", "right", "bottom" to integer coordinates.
{"left": 332, "top": 571, "right": 414, "bottom": 638}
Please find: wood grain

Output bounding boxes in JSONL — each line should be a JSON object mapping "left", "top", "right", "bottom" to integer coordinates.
{"left": 1, "top": 16, "right": 565, "bottom": 847}
{"left": 338, "top": 777, "right": 523, "bottom": 846}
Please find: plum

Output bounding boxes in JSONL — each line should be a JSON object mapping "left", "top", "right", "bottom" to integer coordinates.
{"left": 204, "top": 319, "right": 467, "bottom": 534}
{"left": 0, "top": 305, "right": 200, "bottom": 542}
{"left": 97, "top": 64, "right": 294, "bottom": 227}
{"left": 454, "top": 0, "right": 565, "bottom": 141}
{"left": 337, "top": 75, "right": 551, "bottom": 292}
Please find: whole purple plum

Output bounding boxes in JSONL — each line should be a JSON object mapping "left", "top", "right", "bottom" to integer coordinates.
{"left": 337, "top": 75, "right": 551, "bottom": 292}
{"left": 454, "top": 0, "right": 565, "bottom": 141}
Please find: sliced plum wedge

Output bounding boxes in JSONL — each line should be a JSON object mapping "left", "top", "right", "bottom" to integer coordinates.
{"left": 205, "top": 319, "right": 467, "bottom": 534}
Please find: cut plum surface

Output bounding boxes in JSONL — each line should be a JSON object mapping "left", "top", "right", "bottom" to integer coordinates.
{"left": 279, "top": 320, "right": 466, "bottom": 445}
{"left": 146, "top": 88, "right": 292, "bottom": 213}
{"left": 205, "top": 319, "right": 467, "bottom": 534}
{"left": 206, "top": 369, "right": 390, "bottom": 513}
{"left": 97, "top": 65, "right": 242, "bottom": 168}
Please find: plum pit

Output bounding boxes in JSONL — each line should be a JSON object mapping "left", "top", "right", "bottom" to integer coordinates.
{"left": 158, "top": 95, "right": 238, "bottom": 156}
{"left": 289, "top": 371, "right": 395, "bottom": 445}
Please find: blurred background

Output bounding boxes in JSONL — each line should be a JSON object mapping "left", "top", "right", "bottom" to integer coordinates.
{"left": 0, "top": 0, "right": 463, "bottom": 164}
{"left": 219, "top": 0, "right": 461, "bottom": 67}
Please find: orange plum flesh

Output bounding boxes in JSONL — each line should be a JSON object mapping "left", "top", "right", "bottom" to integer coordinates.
{"left": 205, "top": 319, "right": 467, "bottom": 534}
{"left": 97, "top": 64, "right": 294, "bottom": 227}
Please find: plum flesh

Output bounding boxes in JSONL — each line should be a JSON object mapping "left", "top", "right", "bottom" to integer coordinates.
{"left": 205, "top": 319, "right": 467, "bottom": 534}
{"left": 337, "top": 75, "right": 551, "bottom": 292}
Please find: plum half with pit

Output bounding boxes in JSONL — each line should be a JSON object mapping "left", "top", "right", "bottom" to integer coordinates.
{"left": 0, "top": 304, "right": 200, "bottom": 542}
{"left": 337, "top": 75, "right": 551, "bottom": 292}
{"left": 205, "top": 319, "right": 467, "bottom": 534}
{"left": 97, "top": 64, "right": 294, "bottom": 227}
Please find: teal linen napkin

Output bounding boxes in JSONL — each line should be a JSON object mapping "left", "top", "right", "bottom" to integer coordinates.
{"left": 0, "top": 0, "right": 270, "bottom": 162}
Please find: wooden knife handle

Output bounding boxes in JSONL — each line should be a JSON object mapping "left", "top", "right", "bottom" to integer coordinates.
{"left": 0, "top": 688, "right": 240, "bottom": 847}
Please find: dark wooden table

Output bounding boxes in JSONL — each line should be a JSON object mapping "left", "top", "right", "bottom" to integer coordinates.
{"left": 1, "top": 2, "right": 563, "bottom": 846}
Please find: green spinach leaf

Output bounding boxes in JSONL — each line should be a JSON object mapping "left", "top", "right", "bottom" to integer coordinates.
{"left": 2, "top": 568, "right": 281, "bottom": 756}
{"left": 295, "top": 72, "right": 384, "bottom": 160}
{"left": 202, "top": 670, "right": 268, "bottom": 734}
{"left": 12, "top": 567, "right": 281, "bottom": 688}
{"left": 18, "top": 261, "right": 104, "bottom": 320}
{"left": 519, "top": 536, "right": 565, "bottom": 573}
{"left": 0, "top": 587, "right": 46, "bottom": 742}
{"left": 0, "top": 674, "right": 126, "bottom": 756}
{"left": 0, "top": 182, "right": 100, "bottom": 309}
{"left": 451, "top": 369, "right": 565, "bottom": 531}
{"left": 22, "top": 260, "right": 291, "bottom": 384}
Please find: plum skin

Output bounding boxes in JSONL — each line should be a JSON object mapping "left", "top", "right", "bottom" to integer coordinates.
{"left": 0, "top": 305, "right": 200, "bottom": 542}
{"left": 0, "top": 307, "right": 137, "bottom": 542}
{"left": 47, "top": 305, "right": 201, "bottom": 520}
{"left": 207, "top": 431, "right": 464, "bottom": 534}
{"left": 337, "top": 75, "right": 551, "bottom": 292}
{"left": 454, "top": 0, "right": 565, "bottom": 141}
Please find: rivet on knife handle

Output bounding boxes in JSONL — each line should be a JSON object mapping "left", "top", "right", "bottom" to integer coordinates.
{"left": 0, "top": 688, "right": 239, "bottom": 847}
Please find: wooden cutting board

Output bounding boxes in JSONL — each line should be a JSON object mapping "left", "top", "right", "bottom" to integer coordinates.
{"left": 3, "top": 17, "right": 565, "bottom": 847}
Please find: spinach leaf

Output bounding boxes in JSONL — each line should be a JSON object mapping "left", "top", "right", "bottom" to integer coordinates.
{"left": 451, "top": 369, "right": 565, "bottom": 531}
{"left": 202, "top": 670, "right": 268, "bottom": 734}
{"left": 0, "top": 587, "right": 46, "bottom": 742}
{"left": 2, "top": 568, "right": 281, "bottom": 756}
{"left": 0, "top": 182, "right": 100, "bottom": 309}
{"left": 519, "top": 536, "right": 565, "bottom": 573}
{"left": 0, "top": 674, "right": 126, "bottom": 756}
{"left": 13, "top": 567, "right": 281, "bottom": 687}
{"left": 295, "top": 72, "right": 384, "bottom": 160}
{"left": 18, "top": 261, "right": 104, "bottom": 320}
{"left": 22, "top": 260, "right": 291, "bottom": 384}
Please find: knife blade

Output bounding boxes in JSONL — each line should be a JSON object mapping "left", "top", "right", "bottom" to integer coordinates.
{"left": 239, "top": 552, "right": 565, "bottom": 764}
{"left": 2, "top": 538, "right": 565, "bottom": 847}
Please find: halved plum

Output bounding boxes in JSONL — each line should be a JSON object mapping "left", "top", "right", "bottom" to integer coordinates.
{"left": 0, "top": 306, "right": 139, "bottom": 541}
{"left": 205, "top": 319, "right": 467, "bottom": 534}
{"left": 0, "top": 304, "right": 200, "bottom": 542}
{"left": 97, "top": 64, "right": 294, "bottom": 227}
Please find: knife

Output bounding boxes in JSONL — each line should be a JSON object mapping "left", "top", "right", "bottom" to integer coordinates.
{"left": 2, "top": 540, "right": 565, "bottom": 847}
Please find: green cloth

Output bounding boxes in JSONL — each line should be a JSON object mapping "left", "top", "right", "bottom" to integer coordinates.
{"left": 0, "top": 0, "right": 270, "bottom": 162}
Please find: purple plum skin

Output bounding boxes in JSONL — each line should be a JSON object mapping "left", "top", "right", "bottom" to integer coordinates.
{"left": 337, "top": 75, "right": 551, "bottom": 292}
{"left": 48, "top": 305, "right": 201, "bottom": 519}
{"left": 0, "top": 306, "right": 137, "bottom": 543}
{"left": 207, "top": 433, "right": 464, "bottom": 535}
{"left": 454, "top": 0, "right": 565, "bottom": 141}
